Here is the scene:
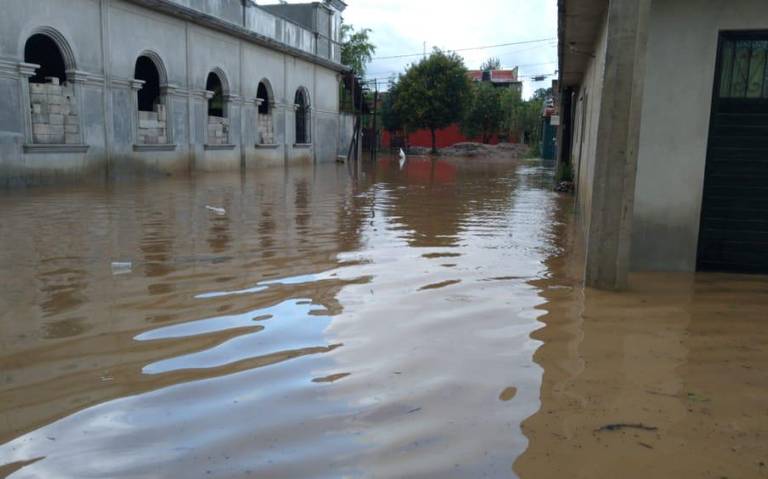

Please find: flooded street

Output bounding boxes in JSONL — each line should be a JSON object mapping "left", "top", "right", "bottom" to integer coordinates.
{"left": 1, "top": 156, "right": 766, "bottom": 478}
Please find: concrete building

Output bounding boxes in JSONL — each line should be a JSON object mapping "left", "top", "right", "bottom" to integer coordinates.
{"left": 467, "top": 68, "right": 523, "bottom": 95}
{"left": 0, "top": 0, "right": 353, "bottom": 185}
{"left": 557, "top": 0, "right": 768, "bottom": 289}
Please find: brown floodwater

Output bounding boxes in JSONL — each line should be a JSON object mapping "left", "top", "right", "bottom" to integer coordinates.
{"left": 0, "top": 156, "right": 766, "bottom": 479}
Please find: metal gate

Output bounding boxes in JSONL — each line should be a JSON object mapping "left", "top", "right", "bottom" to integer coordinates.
{"left": 698, "top": 31, "right": 768, "bottom": 273}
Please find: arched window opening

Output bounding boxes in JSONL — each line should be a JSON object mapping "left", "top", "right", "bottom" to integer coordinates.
{"left": 206, "top": 72, "right": 225, "bottom": 118}
{"left": 24, "top": 33, "right": 79, "bottom": 145}
{"left": 24, "top": 34, "right": 66, "bottom": 84}
{"left": 257, "top": 81, "right": 274, "bottom": 144}
{"left": 206, "top": 71, "right": 229, "bottom": 145}
{"left": 295, "top": 88, "right": 310, "bottom": 144}
{"left": 135, "top": 56, "right": 161, "bottom": 112}
{"left": 257, "top": 82, "right": 270, "bottom": 114}
{"left": 134, "top": 55, "right": 168, "bottom": 145}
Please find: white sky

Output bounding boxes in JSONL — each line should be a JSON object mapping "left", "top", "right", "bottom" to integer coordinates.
{"left": 259, "top": 0, "right": 558, "bottom": 98}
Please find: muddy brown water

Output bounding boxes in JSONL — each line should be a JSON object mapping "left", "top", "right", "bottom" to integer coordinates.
{"left": 0, "top": 157, "right": 766, "bottom": 478}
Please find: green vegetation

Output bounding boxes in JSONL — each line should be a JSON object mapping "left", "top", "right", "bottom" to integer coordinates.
{"left": 340, "top": 24, "right": 376, "bottom": 76}
{"left": 380, "top": 50, "right": 555, "bottom": 155}
{"left": 461, "top": 82, "right": 503, "bottom": 144}
{"left": 500, "top": 87, "right": 551, "bottom": 148}
{"left": 480, "top": 57, "right": 502, "bottom": 72}
{"left": 384, "top": 49, "right": 472, "bottom": 153}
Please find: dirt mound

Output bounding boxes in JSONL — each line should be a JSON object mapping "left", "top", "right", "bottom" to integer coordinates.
{"left": 402, "top": 142, "right": 530, "bottom": 158}
{"left": 441, "top": 142, "right": 528, "bottom": 158}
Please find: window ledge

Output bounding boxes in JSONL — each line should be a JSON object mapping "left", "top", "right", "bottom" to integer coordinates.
{"left": 255, "top": 143, "right": 280, "bottom": 149}
{"left": 133, "top": 144, "right": 177, "bottom": 152}
{"left": 24, "top": 144, "right": 90, "bottom": 154}
{"left": 204, "top": 144, "right": 237, "bottom": 151}
{"left": 293, "top": 143, "right": 313, "bottom": 149}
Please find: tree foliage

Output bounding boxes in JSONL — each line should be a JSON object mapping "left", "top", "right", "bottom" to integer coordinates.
{"left": 480, "top": 57, "right": 502, "bottom": 72}
{"left": 340, "top": 24, "right": 376, "bottom": 76}
{"left": 462, "top": 83, "right": 503, "bottom": 143}
{"left": 392, "top": 49, "right": 472, "bottom": 152}
{"left": 499, "top": 87, "right": 553, "bottom": 146}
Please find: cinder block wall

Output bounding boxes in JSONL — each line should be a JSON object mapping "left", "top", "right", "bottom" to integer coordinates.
{"left": 30, "top": 78, "right": 80, "bottom": 145}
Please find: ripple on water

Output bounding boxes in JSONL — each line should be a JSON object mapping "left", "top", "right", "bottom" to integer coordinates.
{"left": 0, "top": 158, "right": 571, "bottom": 478}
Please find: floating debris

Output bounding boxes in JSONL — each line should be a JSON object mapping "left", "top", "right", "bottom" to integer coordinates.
{"left": 595, "top": 423, "right": 658, "bottom": 433}
{"left": 110, "top": 262, "right": 132, "bottom": 275}
{"left": 205, "top": 205, "right": 227, "bottom": 216}
{"left": 499, "top": 387, "right": 518, "bottom": 402}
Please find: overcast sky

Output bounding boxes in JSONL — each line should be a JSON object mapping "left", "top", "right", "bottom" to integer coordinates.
{"left": 260, "top": 0, "right": 558, "bottom": 98}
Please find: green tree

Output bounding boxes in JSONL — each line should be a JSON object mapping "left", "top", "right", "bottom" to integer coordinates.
{"left": 462, "top": 83, "right": 503, "bottom": 143}
{"left": 381, "top": 80, "right": 403, "bottom": 132}
{"left": 340, "top": 24, "right": 376, "bottom": 76}
{"left": 395, "top": 49, "right": 472, "bottom": 153}
{"left": 480, "top": 57, "right": 502, "bottom": 72}
{"left": 500, "top": 87, "right": 552, "bottom": 146}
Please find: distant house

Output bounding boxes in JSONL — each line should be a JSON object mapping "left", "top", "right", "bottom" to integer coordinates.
{"left": 467, "top": 68, "right": 523, "bottom": 95}
{"left": 556, "top": 0, "right": 768, "bottom": 289}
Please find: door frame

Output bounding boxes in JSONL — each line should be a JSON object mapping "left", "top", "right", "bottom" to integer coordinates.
{"left": 697, "top": 29, "right": 768, "bottom": 271}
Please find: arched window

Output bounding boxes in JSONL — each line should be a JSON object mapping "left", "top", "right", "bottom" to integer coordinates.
{"left": 24, "top": 32, "right": 79, "bottom": 145}
{"left": 135, "top": 56, "right": 161, "bottom": 112}
{"left": 257, "top": 80, "right": 274, "bottom": 145}
{"left": 295, "top": 88, "right": 310, "bottom": 144}
{"left": 257, "top": 82, "right": 270, "bottom": 115}
{"left": 206, "top": 70, "right": 229, "bottom": 145}
{"left": 134, "top": 54, "right": 169, "bottom": 145}
{"left": 206, "top": 72, "right": 225, "bottom": 118}
{"left": 24, "top": 34, "right": 66, "bottom": 84}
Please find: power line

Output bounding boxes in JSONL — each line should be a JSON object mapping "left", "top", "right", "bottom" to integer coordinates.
{"left": 371, "top": 37, "right": 556, "bottom": 61}
{"left": 366, "top": 61, "right": 557, "bottom": 80}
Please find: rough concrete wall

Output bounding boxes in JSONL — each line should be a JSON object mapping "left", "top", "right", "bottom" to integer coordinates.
{"left": 572, "top": 13, "right": 608, "bottom": 235}
{"left": 260, "top": 4, "right": 315, "bottom": 31}
{"left": 631, "top": 0, "right": 768, "bottom": 271}
{"left": 109, "top": 2, "right": 188, "bottom": 86}
{"left": 338, "top": 112, "right": 354, "bottom": 157}
{"left": 0, "top": 0, "right": 103, "bottom": 74}
{"left": 168, "top": 0, "right": 243, "bottom": 26}
{"left": 0, "top": 76, "right": 25, "bottom": 185}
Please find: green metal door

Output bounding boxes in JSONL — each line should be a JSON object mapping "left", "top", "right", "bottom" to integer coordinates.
{"left": 698, "top": 31, "right": 768, "bottom": 273}
{"left": 541, "top": 117, "right": 557, "bottom": 160}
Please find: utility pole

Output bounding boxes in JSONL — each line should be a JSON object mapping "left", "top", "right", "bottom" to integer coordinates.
{"left": 371, "top": 81, "right": 378, "bottom": 162}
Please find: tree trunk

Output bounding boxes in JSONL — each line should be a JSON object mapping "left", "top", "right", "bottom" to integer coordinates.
{"left": 430, "top": 128, "right": 437, "bottom": 154}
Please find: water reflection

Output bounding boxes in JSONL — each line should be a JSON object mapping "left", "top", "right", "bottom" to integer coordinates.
{"left": 5, "top": 156, "right": 761, "bottom": 478}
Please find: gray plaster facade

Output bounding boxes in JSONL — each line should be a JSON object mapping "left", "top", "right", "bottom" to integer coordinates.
{"left": 559, "top": 0, "right": 768, "bottom": 288}
{"left": 0, "top": 0, "right": 352, "bottom": 185}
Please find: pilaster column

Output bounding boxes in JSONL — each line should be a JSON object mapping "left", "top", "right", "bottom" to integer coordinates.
{"left": 160, "top": 83, "right": 178, "bottom": 143}
{"left": 129, "top": 79, "right": 145, "bottom": 144}
{"left": 18, "top": 62, "right": 39, "bottom": 144}
{"left": 68, "top": 70, "right": 91, "bottom": 144}
{"left": 224, "top": 94, "right": 241, "bottom": 145}
{"left": 203, "top": 90, "right": 214, "bottom": 144}
{"left": 584, "top": 0, "right": 652, "bottom": 290}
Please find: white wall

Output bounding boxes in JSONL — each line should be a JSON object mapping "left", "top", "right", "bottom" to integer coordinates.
{"left": 0, "top": 0, "right": 345, "bottom": 184}
{"left": 631, "top": 0, "right": 768, "bottom": 271}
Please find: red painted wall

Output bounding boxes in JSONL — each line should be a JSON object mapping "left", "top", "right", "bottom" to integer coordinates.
{"left": 381, "top": 123, "right": 511, "bottom": 150}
